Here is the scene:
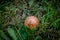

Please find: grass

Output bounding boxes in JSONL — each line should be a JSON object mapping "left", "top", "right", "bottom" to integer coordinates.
{"left": 0, "top": 0, "right": 60, "bottom": 40}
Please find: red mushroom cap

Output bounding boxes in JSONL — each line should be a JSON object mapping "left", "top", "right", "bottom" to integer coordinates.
{"left": 24, "top": 16, "right": 39, "bottom": 29}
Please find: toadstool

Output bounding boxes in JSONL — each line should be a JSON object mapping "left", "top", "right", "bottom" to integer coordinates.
{"left": 24, "top": 16, "right": 39, "bottom": 29}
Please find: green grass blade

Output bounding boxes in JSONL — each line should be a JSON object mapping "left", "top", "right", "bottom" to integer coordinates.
{"left": 7, "top": 28, "right": 17, "bottom": 40}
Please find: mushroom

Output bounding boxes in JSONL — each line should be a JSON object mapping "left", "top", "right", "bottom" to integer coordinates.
{"left": 24, "top": 16, "right": 39, "bottom": 29}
